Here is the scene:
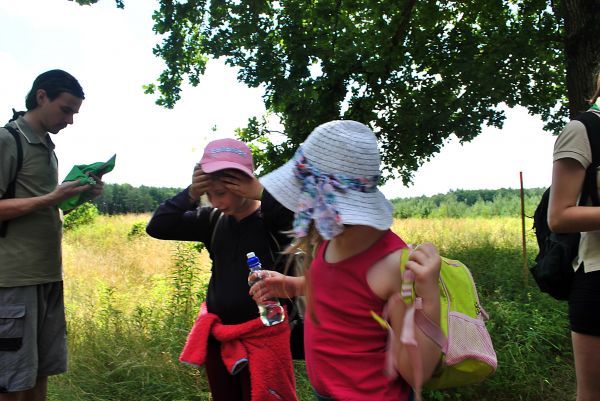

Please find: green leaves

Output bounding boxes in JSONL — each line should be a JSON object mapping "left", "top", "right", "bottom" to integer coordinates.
{"left": 78, "top": 0, "right": 599, "bottom": 185}
{"left": 71, "top": 0, "right": 124, "bottom": 8}
{"left": 63, "top": 202, "right": 99, "bottom": 231}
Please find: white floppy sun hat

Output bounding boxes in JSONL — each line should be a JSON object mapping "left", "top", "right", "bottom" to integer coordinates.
{"left": 260, "top": 120, "right": 393, "bottom": 239}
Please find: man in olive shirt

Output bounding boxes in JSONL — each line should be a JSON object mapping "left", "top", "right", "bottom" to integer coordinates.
{"left": 0, "top": 70, "right": 104, "bottom": 401}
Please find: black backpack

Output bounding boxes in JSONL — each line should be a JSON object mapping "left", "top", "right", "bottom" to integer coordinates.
{"left": 531, "top": 112, "right": 600, "bottom": 300}
{"left": 0, "top": 125, "right": 23, "bottom": 238}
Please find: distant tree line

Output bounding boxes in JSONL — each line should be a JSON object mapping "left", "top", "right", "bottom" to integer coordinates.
{"left": 391, "top": 188, "right": 546, "bottom": 219}
{"left": 91, "top": 183, "right": 182, "bottom": 214}
{"left": 89, "top": 184, "right": 545, "bottom": 218}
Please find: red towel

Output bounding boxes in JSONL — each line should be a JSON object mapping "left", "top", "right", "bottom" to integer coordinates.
{"left": 180, "top": 303, "right": 298, "bottom": 401}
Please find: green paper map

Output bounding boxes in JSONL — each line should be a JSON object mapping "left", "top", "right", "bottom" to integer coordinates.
{"left": 58, "top": 154, "right": 116, "bottom": 211}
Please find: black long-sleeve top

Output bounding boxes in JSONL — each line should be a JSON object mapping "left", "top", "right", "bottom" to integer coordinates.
{"left": 146, "top": 187, "right": 294, "bottom": 324}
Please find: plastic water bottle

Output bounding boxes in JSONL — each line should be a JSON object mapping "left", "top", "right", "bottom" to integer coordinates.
{"left": 246, "top": 252, "right": 285, "bottom": 326}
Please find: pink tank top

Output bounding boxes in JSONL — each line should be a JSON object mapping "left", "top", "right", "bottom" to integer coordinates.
{"left": 304, "top": 230, "right": 411, "bottom": 401}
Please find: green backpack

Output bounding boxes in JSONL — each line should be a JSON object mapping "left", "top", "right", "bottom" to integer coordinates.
{"left": 420, "top": 256, "right": 497, "bottom": 389}
{"left": 372, "top": 251, "right": 497, "bottom": 396}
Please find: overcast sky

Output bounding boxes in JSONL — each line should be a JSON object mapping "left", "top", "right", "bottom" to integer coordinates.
{"left": 0, "top": 0, "right": 557, "bottom": 199}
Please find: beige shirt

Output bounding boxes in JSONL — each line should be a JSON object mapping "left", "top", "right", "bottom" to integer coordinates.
{"left": 553, "top": 112, "right": 600, "bottom": 272}
{"left": 0, "top": 117, "right": 63, "bottom": 286}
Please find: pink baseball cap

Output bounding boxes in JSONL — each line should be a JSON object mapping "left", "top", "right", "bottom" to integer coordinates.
{"left": 199, "top": 138, "right": 254, "bottom": 176}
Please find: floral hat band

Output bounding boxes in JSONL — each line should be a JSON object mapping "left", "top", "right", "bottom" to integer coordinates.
{"left": 260, "top": 120, "right": 395, "bottom": 236}
{"left": 292, "top": 146, "right": 381, "bottom": 240}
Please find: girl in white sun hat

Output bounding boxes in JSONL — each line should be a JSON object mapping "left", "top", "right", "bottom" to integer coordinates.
{"left": 250, "top": 120, "right": 443, "bottom": 401}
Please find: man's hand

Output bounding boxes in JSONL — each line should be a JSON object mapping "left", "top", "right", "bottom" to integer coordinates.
{"left": 85, "top": 173, "right": 104, "bottom": 200}
{"left": 50, "top": 180, "right": 91, "bottom": 204}
{"left": 0, "top": 180, "right": 91, "bottom": 222}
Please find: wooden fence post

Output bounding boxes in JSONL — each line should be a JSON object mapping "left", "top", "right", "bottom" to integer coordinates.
{"left": 520, "top": 171, "right": 528, "bottom": 285}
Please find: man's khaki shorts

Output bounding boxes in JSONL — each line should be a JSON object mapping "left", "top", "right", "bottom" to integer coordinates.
{"left": 0, "top": 281, "right": 67, "bottom": 392}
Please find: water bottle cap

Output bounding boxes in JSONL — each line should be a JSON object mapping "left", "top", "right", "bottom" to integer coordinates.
{"left": 246, "top": 252, "right": 260, "bottom": 270}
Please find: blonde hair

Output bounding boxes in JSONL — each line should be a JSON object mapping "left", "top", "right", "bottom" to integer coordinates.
{"left": 283, "top": 222, "right": 322, "bottom": 324}
{"left": 588, "top": 72, "right": 600, "bottom": 105}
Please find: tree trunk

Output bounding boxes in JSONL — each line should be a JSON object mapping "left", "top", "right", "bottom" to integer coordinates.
{"left": 563, "top": 0, "right": 600, "bottom": 117}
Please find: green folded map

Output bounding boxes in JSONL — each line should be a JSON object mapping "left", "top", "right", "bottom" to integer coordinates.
{"left": 58, "top": 154, "right": 116, "bottom": 211}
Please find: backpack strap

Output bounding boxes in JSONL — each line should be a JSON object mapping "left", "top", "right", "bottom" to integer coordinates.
{"left": 208, "top": 207, "right": 281, "bottom": 260}
{"left": 399, "top": 249, "right": 447, "bottom": 351}
{"left": 574, "top": 112, "right": 600, "bottom": 206}
{"left": 254, "top": 208, "right": 283, "bottom": 264}
{"left": 371, "top": 249, "right": 446, "bottom": 401}
{"left": 398, "top": 249, "right": 450, "bottom": 401}
{"left": 395, "top": 248, "right": 425, "bottom": 400}
{"left": 208, "top": 207, "right": 224, "bottom": 251}
{"left": 0, "top": 125, "right": 24, "bottom": 238}
{"left": 1, "top": 125, "right": 24, "bottom": 199}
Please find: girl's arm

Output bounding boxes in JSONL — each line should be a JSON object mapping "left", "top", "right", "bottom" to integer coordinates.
{"left": 148, "top": 164, "right": 214, "bottom": 241}
{"left": 146, "top": 186, "right": 212, "bottom": 242}
{"left": 249, "top": 271, "right": 306, "bottom": 302}
{"left": 548, "top": 158, "right": 600, "bottom": 233}
{"left": 381, "top": 244, "right": 442, "bottom": 388}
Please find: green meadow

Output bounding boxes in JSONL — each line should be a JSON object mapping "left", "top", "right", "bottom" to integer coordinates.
{"left": 48, "top": 214, "right": 575, "bottom": 401}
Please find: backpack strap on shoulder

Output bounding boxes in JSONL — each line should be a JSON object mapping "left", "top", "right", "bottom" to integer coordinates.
{"left": 209, "top": 208, "right": 224, "bottom": 250}
{"left": 399, "top": 248, "right": 447, "bottom": 350}
{"left": 574, "top": 112, "right": 600, "bottom": 206}
{"left": 400, "top": 249, "right": 415, "bottom": 303}
{"left": 207, "top": 206, "right": 282, "bottom": 256}
{"left": 2, "top": 125, "right": 24, "bottom": 198}
{"left": 0, "top": 125, "right": 24, "bottom": 238}
{"left": 577, "top": 112, "right": 600, "bottom": 165}
{"left": 397, "top": 248, "right": 425, "bottom": 400}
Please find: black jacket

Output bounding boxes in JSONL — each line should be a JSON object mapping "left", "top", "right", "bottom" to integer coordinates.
{"left": 146, "top": 188, "right": 294, "bottom": 324}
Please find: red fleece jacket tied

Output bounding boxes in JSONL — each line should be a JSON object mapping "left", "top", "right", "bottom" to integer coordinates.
{"left": 180, "top": 303, "right": 298, "bottom": 401}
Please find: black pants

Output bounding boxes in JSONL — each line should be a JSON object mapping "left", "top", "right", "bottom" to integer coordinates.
{"left": 205, "top": 336, "right": 251, "bottom": 401}
{"left": 569, "top": 266, "right": 600, "bottom": 336}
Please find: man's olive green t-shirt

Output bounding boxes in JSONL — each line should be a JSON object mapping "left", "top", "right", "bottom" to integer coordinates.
{"left": 0, "top": 117, "right": 62, "bottom": 286}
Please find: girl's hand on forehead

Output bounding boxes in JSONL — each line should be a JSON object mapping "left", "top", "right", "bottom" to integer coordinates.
{"left": 189, "top": 164, "right": 211, "bottom": 201}
{"left": 221, "top": 170, "right": 263, "bottom": 200}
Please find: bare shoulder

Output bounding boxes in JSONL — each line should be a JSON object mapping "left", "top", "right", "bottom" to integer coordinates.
{"left": 367, "top": 248, "right": 404, "bottom": 300}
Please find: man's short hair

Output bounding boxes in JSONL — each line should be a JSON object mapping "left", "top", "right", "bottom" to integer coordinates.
{"left": 25, "top": 69, "right": 85, "bottom": 110}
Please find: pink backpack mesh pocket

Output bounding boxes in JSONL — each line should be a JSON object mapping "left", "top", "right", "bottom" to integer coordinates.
{"left": 445, "top": 312, "right": 497, "bottom": 368}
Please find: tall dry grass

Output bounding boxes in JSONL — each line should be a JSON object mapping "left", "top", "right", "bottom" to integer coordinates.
{"left": 48, "top": 215, "right": 575, "bottom": 401}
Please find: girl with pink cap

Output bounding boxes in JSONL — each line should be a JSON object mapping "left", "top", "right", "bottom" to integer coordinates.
{"left": 147, "top": 138, "right": 298, "bottom": 401}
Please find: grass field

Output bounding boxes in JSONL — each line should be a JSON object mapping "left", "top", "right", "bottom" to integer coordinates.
{"left": 48, "top": 214, "right": 576, "bottom": 401}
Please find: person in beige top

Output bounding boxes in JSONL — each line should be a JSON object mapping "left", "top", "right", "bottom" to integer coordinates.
{"left": 0, "top": 70, "right": 104, "bottom": 401}
{"left": 549, "top": 72, "right": 600, "bottom": 401}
